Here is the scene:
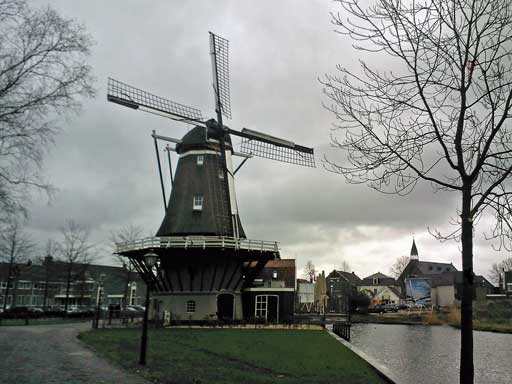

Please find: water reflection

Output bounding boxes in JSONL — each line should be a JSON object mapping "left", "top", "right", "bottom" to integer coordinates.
{"left": 350, "top": 324, "right": 512, "bottom": 384}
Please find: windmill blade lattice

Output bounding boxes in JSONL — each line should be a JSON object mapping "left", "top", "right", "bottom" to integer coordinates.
{"left": 210, "top": 32, "right": 231, "bottom": 119}
{"left": 107, "top": 77, "right": 204, "bottom": 123}
{"left": 240, "top": 138, "right": 315, "bottom": 167}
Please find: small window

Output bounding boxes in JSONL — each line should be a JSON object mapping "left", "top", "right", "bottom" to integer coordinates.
{"left": 193, "top": 194, "right": 204, "bottom": 211}
{"left": 218, "top": 169, "right": 224, "bottom": 179}
{"left": 373, "top": 278, "right": 379, "bottom": 285}
{"left": 437, "top": 267, "right": 442, "bottom": 271}
{"left": 186, "top": 300, "right": 196, "bottom": 313}
{"left": 272, "top": 270, "right": 278, "bottom": 279}
{"left": 429, "top": 266, "right": 433, "bottom": 271}
{"left": 197, "top": 155, "right": 204, "bottom": 166}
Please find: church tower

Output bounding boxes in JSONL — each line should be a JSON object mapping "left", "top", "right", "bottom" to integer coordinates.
{"left": 410, "top": 238, "right": 419, "bottom": 260}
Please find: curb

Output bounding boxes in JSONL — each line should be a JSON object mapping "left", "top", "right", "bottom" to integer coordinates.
{"left": 325, "top": 326, "right": 400, "bottom": 384}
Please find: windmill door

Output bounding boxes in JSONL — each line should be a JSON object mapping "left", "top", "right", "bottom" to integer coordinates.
{"left": 267, "top": 295, "right": 279, "bottom": 323}
{"left": 217, "top": 293, "right": 235, "bottom": 321}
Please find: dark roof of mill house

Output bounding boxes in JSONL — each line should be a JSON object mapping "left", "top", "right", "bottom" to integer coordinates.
{"left": 156, "top": 126, "right": 246, "bottom": 238}
{"left": 257, "top": 259, "right": 296, "bottom": 288}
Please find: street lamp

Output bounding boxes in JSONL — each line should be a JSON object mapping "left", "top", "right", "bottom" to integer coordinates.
{"left": 139, "top": 250, "right": 158, "bottom": 366}
{"left": 93, "top": 273, "right": 106, "bottom": 329}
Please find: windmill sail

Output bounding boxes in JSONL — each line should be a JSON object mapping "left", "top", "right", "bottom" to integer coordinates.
{"left": 107, "top": 77, "right": 204, "bottom": 124}
{"left": 230, "top": 127, "right": 315, "bottom": 167}
{"left": 209, "top": 32, "right": 231, "bottom": 119}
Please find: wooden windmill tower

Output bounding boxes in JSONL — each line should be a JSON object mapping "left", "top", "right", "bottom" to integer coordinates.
{"left": 109, "top": 32, "right": 314, "bottom": 321}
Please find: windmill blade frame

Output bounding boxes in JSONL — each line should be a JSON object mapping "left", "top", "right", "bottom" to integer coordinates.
{"left": 229, "top": 127, "right": 315, "bottom": 167}
{"left": 107, "top": 77, "right": 205, "bottom": 125}
{"left": 209, "top": 32, "right": 231, "bottom": 119}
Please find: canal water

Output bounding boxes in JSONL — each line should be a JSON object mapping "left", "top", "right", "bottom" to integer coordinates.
{"left": 350, "top": 323, "right": 512, "bottom": 384}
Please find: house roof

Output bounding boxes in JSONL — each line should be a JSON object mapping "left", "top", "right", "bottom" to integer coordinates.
{"left": 363, "top": 272, "right": 392, "bottom": 280}
{"left": 258, "top": 259, "right": 295, "bottom": 288}
{"left": 265, "top": 259, "right": 295, "bottom": 268}
{"left": 374, "top": 285, "right": 402, "bottom": 298}
{"left": 399, "top": 259, "right": 458, "bottom": 281}
{"left": 327, "top": 270, "right": 362, "bottom": 284}
{"left": 359, "top": 275, "right": 399, "bottom": 287}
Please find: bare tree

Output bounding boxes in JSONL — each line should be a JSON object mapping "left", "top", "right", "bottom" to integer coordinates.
{"left": 302, "top": 260, "right": 316, "bottom": 282}
{"left": 110, "top": 224, "right": 143, "bottom": 308}
{"left": 390, "top": 256, "right": 410, "bottom": 279}
{"left": 0, "top": 218, "right": 34, "bottom": 310}
{"left": 322, "top": 1, "right": 512, "bottom": 382}
{"left": 338, "top": 260, "right": 351, "bottom": 272}
{"left": 0, "top": 0, "right": 94, "bottom": 220}
{"left": 58, "top": 219, "right": 93, "bottom": 313}
{"left": 489, "top": 257, "right": 512, "bottom": 285}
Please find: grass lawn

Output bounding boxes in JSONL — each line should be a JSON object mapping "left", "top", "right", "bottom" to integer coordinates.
{"left": 0, "top": 317, "right": 91, "bottom": 326}
{"left": 79, "top": 328, "right": 387, "bottom": 384}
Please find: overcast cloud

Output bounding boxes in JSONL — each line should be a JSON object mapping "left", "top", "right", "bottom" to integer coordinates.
{"left": 24, "top": 0, "right": 510, "bottom": 281}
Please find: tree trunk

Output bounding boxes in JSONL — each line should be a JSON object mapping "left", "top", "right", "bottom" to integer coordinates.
{"left": 64, "top": 263, "right": 72, "bottom": 313}
{"left": 2, "top": 261, "right": 13, "bottom": 311}
{"left": 460, "top": 187, "right": 474, "bottom": 384}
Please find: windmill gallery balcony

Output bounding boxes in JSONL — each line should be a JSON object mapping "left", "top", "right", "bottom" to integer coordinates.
{"left": 115, "top": 236, "right": 279, "bottom": 255}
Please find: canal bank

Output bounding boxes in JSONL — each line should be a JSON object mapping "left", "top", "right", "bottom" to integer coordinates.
{"left": 349, "top": 323, "right": 512, "bottom": 384}
{"left": 351, "top": 313, "right": 512, "bottom": 333}
{"left": 326, "top": 325, "right": 400, "bottom": 384}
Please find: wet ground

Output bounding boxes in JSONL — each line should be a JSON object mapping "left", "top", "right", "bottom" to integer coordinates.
{"left": 0, "top": 322, "right": 148, "bottom": 384}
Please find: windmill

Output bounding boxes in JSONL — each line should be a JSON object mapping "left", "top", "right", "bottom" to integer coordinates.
{"left": 109, "top": 32, "right": 315, "bottom": 321}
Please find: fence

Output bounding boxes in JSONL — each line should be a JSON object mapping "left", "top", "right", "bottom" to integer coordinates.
{"left": 332, "top": 321, "right": 351, "bottom": 342}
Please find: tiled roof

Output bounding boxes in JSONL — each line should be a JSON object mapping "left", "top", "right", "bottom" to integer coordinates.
{"left": 363, "top": 272, "right": 392, "bottom": 280}
{"left": 265, "top": 259, "right": 295, "bottom": 268}
{"left": 327, "top": 270, "right": 362, "bottom": 283}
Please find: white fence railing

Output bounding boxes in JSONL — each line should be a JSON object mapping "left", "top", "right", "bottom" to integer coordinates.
{"left": 115, "top": 236, "right": 279, "bottom": 254}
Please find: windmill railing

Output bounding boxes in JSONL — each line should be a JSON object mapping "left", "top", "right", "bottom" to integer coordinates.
{"left": 115, "top": 236, "right": 279, "bottom": 254}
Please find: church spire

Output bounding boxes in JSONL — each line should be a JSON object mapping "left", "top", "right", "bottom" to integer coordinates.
{"left": 410, "top": 237, "right": 419, "bottom": 260}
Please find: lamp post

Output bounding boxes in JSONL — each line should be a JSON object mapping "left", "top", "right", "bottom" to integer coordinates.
{"left": 139, "top": 250, "right": 158, "bottom": 366}
{"left": 93, "top": 273, "right": 106, "bottom": 329}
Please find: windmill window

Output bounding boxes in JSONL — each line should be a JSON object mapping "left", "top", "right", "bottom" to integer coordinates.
{"left": 193, "top": 194, "right": 204, "bottom": 211}
{"left": 186, "top": 300, "right": 196, "bottom": 313}
{"left": 255, "top": 295, "right": 267, "bottom": 318}
{"left": 197, "top": 155, "right": 204, "bottom": 166}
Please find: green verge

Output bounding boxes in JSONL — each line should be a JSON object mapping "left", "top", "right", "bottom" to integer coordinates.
{"left": 79, "top": 328, "right": 388, "bottom": 384}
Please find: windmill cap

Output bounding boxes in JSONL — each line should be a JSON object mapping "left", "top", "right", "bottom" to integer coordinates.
{"left": 176, "top": 125, "right": 232, "bottom": 154}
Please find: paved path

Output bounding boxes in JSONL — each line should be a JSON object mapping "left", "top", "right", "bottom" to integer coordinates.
{"left": 0, "top": 322, "right": 149, "bottom": 384}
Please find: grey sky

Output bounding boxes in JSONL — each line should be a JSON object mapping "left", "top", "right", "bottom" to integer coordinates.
{"left": 26, "top": 0, "right": 509, "bottom": 281}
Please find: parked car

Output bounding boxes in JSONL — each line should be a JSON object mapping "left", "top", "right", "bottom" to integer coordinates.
{"left": 2, "top": 306, "right": 42, "bottom": 319}
{"left": 382, "top": 304, "right": 399, "bottom": 312}
{"left": 368, "top": 305, "right": 386, "bottom": 314}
